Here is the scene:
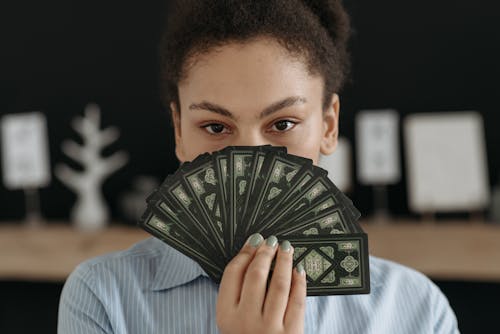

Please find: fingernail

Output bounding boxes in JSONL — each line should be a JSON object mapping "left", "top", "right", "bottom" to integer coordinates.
{"left": 297, "top": 263, "right": 305, "bottom": 275}
{"left": 247, "top": 233, "right": 264, "bottom": 248}
{"left": 266, "top": 235, "right": 278, "bottom": 248}
{"left": 280, "top": 240, "right": 291, "bottom": 252}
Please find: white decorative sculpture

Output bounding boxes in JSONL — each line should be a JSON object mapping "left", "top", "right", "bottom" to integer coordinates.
{"left": 55, "top": 103, "right": 128, "bottom": 230}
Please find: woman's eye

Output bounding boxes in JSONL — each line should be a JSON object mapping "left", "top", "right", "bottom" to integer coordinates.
{"left": 202, "top": 123, "right": 229, "bottom": 135}
{"left": 271, "top": 120, "right": 296, "bottom": 132}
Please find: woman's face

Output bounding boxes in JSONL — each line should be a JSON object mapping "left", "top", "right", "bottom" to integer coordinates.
{"left": 171, "top": 37, "right": 340, "bottom": 165}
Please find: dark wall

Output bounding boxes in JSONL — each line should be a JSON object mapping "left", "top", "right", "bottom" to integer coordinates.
{"left": 1, "top": 0, "right": 499, "bottom": 221}
{"left": 1, "top": 0, "right": 175, "bottom": 221}
{"left": 344, "top": 0, "right": 500, "bottom": 218}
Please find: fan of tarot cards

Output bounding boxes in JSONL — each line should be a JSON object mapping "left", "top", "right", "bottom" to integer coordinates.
{"left": 140, "top": 145, "right": 369, "bottom": 296}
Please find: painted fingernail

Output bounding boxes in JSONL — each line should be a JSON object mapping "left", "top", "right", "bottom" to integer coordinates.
{"left": 280, "top": 240, "right": 291, "bottom": 252}
{"left": 247, "top": 233, "right": 264, "bottom": 248}
{"left": 266, "top": 235, "right": 278, "bottom": 248}
{"left": 297, "top": 263, "right": 305, "bottom": 275}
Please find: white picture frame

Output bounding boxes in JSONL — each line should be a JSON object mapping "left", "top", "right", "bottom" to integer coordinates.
{"left": 1, "top": 112, "right": 51, "bottom": 189}
{"left": 355, "top": 109, "right": 401, "bottom": 185}
{"left": 319, "top": 137, "right": 352, "bottom": 192}
{"left": 404, "top": 111, "right": 490, "bottom": 212}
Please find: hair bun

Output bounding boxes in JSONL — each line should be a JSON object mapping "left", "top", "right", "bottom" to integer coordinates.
{"left": 301, "top": 0, "right": 350, "bottom": 46}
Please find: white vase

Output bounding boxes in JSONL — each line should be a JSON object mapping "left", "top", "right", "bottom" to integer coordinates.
{"left": 71, "top": 181, "right": 109, "bottom": 231}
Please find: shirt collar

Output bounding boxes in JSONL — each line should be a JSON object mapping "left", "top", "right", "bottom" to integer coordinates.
{"left": 149, "top": 238, "right": 210, "bottom": 291}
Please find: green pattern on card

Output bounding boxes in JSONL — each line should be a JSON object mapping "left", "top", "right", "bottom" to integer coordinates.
{"left": 149, "top": 215, "right": 172, "bottom": 234}
{"left": 320, "top": 246, "right": 335, "bottom": 258}
{"left": 340, "top": 255, "right": 359, "bottom": 273}
{"left": 220, "top": 159, "right": 228, "bottom": 199}
{"left": 295, "top": 247, "right": 307, "bottom": 258}
{"left": 339, "top": 277, "right": 361, "bottom": 287}
{"left": 173, "top": 185, "right": 191, "bottom": 206}
{"left": 321, "top": 271, "right": 336, "bottom": 283}
{"left": 232, "top": 153, "right": 253, "bottom": 226}
{"left": 338, "top": 241, "right": 359, "bottom": 251}
{"left": 300, "top": 249, "right": 332, "bottom": 281}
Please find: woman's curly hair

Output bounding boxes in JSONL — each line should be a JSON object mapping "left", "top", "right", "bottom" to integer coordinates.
{"left": 159, "top": 0, "right": 352, "bottom": 115}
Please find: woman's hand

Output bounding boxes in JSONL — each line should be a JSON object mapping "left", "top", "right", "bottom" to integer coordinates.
{"left": 216, "top": 234, "right": 306, "bottom": 334}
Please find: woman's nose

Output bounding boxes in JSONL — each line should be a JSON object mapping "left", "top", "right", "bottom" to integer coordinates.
{"left": 231, "top": 129, "right": 269, "bottom": 147}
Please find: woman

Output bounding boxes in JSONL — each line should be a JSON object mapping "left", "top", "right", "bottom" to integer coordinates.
{"left": 58, "top": 1, "right": 459, "bottom": 333}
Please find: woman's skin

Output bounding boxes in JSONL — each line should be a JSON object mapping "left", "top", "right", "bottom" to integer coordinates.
{"left": 169, "top": 36, "right": 341, "bottom": 333}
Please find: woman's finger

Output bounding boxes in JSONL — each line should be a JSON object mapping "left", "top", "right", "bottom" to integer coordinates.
{"left": 238, "top": 235, "right": 279, "bottom": 313}
{"left": 284, "top": 264, "right": 307, "bottom": 330}
{"left": 218, "top": 233, "right": 263, "bottom": 308}
{"left": 262, "top": 240, "right": 294, "bottom": 323}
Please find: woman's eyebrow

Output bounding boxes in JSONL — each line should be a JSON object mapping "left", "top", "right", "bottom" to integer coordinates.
{"left": 261, "top": 96, "right": 307, "bottom": 118}
{"left": 188, "top": 96, "right": 307, "bottom": 119}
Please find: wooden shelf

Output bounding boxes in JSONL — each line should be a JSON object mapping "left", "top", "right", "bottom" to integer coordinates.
{"left": 361, "top": 220, "right": 500, "bottom": 282}
{"left": 1, "top": 221, "right": 500, "bottom": 282}
{"left": 0, "top": 223, "right": 149, "bottom": 282}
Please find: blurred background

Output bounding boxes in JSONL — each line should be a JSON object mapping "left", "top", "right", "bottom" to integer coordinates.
{"left": 1, "top": 0, "right": 499, "bottom": 333}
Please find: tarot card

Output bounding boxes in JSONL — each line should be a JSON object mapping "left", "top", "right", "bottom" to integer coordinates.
{"left": 140, "top": 208, "right": 222, "bottom": 281}
{"left": 285, "top": 234, "right": 370, "bottom": 295}
{"left": 257, "top": 172, "right": 333, "bottom": 232}
{"left": 277, "top": 205, "right": 351, "bottom": 236}
{"left": 253, "top": 166, "right": 326, "bottom": 233}
{"left": 241, "top": 153, "right": 313, "bottom": 243}
{"left": 159, "top": 178, "right": 223, "bottom": 260}
{"left": 213, "top": 147, "right": 231, "bottom": 252}
{"left": 272, "top": 193, "right": 351, "bottom": 235}
{"left": 179, "top": 156, "right": 227, "bottom": 257}
{"left": 147, "top": 191, "right": 222, "bottom": 263}
{"left": 228, "top": 147, "right": 257, "bottom": 252}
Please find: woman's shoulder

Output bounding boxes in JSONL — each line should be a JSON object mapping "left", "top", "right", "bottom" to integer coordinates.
{"left": 79, "top": 236, "right": 163, "bottom": 265}
{"left": 307, "top": 256, "right": 459, "bottom": 333}
{"left": 367, "top": 255, "right": 454, "bottom": 315}
{"left": 58, "top": 237, "right": 178, "bottom": 332}
{"left": 369, "top": 255, "right": 431, "bottom": 284}
{"left": 369, "top": 255, "right": 439, "bottom": 293}
{"left": 65, "top": 237, "right": 166, "bottom": 289}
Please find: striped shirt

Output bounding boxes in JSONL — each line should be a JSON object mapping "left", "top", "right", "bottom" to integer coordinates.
{"left": 58, "top": 237, "right": 459, "bottom": 333}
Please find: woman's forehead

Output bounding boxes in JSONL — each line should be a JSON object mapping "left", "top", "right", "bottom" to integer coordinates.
{"left": 181, "top": 37, "right": 310, "bottom": 83}
{"left": 178, "top": 38, "right": 322, "bottom": 110}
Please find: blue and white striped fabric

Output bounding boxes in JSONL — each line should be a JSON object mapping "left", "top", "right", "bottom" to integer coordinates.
{"left": 58, "top": 237, "right": 459, "bottom": 333}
